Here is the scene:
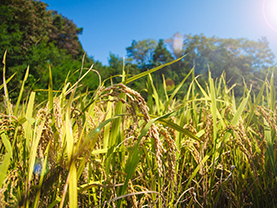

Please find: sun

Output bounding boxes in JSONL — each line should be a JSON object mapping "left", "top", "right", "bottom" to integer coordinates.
{"left": 262, "top": 0, "right": 277, "bottom": 32}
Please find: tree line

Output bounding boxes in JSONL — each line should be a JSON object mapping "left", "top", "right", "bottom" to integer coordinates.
{"left": 1, "top": 0, "right": 276, "bottom": 101}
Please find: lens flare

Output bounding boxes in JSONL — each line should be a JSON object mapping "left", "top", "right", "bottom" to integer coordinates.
{"left": 262, "top": 0, "right": 277, "bottom": 33}
{"left": 165, "top": 79, "right": 175, "bottom": 91}
{"left": 33, "top": 158, "right": 49, "bottom": 175}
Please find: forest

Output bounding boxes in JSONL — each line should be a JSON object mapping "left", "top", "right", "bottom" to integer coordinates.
{"left": 0, "top": 0, "right": 275, "bottom": 101}
{"left": 1, "top": 0, "right": 277, "bottom": 207}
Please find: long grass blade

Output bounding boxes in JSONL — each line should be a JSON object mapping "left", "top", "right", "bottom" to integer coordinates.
{"left": 2, "top": 50, "right": 12, "bottom": 115}
{"left": 121, "top": 111, "right": 177, "bottom": 195}
{"left": 14, "top": 66, "right": 29, "bottom": 116}
{"left": 148, "top": 73, "right": 162, "bottom": 114}
{"left": 148, "top": 114, "right": 200, "bottom": 142}
{"left": 164, "top": 66, "right": 194, "bottom": 112}
{"left": 0, "top": 73, "right": 16, "bottom": 91}
{"left": 0, "top": 133, "right": 12, "bottom": 188}
{"left": 69, "top": 162, "right": 78, "bottom": 208}
{"left": 24, "top": 92, "right": 36, "bottom": 151}
{"left": 48, "top": 65, "right": 53, "bottom": 111}
{"left": 264, "top": 119, "right": 276, "bottom": 174}
{"left": 124, "top": 54, "right": 187, "bottom": 84}
{"left": 77, "top": 114, "right": 127, "bottom": 156}
{"left": 28, "top": 118, "right": 46, "bottom": 183}
{"left": 246, "top": 73, "right": 268, "bottom": 127}
{"left": 184, "top": 154, "right": 210, "bottom": 190}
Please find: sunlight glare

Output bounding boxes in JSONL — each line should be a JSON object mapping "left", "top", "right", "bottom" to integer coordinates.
{"left": 262, "top": 0, "right": 277, "bottom": 32}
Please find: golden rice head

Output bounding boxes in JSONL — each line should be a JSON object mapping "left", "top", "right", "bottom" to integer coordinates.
{"left": 127, "top": 179, "right": 138, "bottom": 208}
{"left": 92, "top": 105, "right": 105, "bottom": 126}
{"left": 258, "top": 106, "right": 277, "bottom": 133}
{"left": 0, "top": 169, "right": 18, "bottom": 207}
{"left": 53, "top": 98, "right": 63, "bottom": 147}
{"left": 137, "top": 186, "right": 151, "bottom": 207}
{"left": 158, "top": 124, "right": 178, "bottom": 183}
{"left": 101, "top": 83, "right": 165, "bottom": 176}
{"left": 35, "top": 105, "right": 55, "bottom": 168}
{"left": 200, "top": 114, "right": 213, "bottom": 175}
{"left": 150, "top": 124, "right": 164, "bottom": 177}
{"left": 237, "top": 122, "right": 253, "bottom": 156}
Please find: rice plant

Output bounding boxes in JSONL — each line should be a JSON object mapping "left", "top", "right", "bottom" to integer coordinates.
{"left": 0, "top": 52, "right": 276, "bottom": 207}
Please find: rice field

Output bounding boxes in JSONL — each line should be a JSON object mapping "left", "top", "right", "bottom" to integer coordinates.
{"left": 0, "top": 53, "right": 276, "bottom": 207}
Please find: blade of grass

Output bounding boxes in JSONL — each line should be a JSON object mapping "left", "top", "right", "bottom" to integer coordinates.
{"left": 0, "top": 72, "right": 16, "bottom": 91}
{"left": 105, "top": 95, "right": 124, "bottom": 175}
{"left": 27, "top": 118, "right": 46, "bottom": 183}
{"left": 121, "top": 111, "right": 177, "bottom": 196}
{"left": 218, "top": 90, "right": 250, "bottom": 148}
{"left": 124, "top": 54, "right": 187, "bottom": 84}
{"left": 24, "top": 92, "right": 36, "bottom": 152}
{"left": 207, "top": 70, "right": 218, "bottom": 203}
{"left": 184, "top": 153, "right": 210, "bottom": 190}
{"left": 148, "top": 73, "right": 162, "bottom": 114}
{"left": 65, "top": 109, "right": 74, "bottom": 163}
{"left": 148, "top": 114, "right": 200, "bottom": 142}
{"left": 77, "top": 114, "right": 127, "bottom": 157}
{"left": 69, "top": 162, "right": 78, "bottom": 208}
{"left": 14, "top": 66, "right": 29, "bottom": 116}
{"left": 103, "top": 100, "right": 112, "bottom": 149}
{"left": 246, "top": 72, "right": 268, "bottom": 127}
{"left": 48, "top": 65, "right": 53, "bottom": 112}
{"left": 0, "top": 133, "right": 12, "bottom": 188}
{"left": 164, "top": 66, "right": 194, "bottom": 113}
{"left": 2, "top": 50, "right": 12, "bottom": 115}
{"left": 25, "top": 115, "right": 46, "bottom": 208}
{"left": 208, "top": 70, "right": 217, "bottom": 148}
{"left": 162, "top": 74, "right": 169, "bottom": 101}
{"left": 264, "top": 118, "right": 276, "bottom": 174}
{"left": 33, "top": 142, "right": 50, "bottom": 208}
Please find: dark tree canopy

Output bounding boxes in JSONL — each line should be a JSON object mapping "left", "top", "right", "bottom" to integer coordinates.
{"left": 0, "top": 0, "right": 84, "bottom": 58}
{"left": 49, "top": 12, "right": 84, "bottom": 58}
{"left": 0, "top": 0, "right": 87, "bottom": 100}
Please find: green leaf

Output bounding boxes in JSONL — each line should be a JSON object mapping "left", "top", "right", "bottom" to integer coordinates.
{"left": 148, "top": 73, "right": 162, "bottom": 114}
{"left": 14, "top": 66, "right": 29, "bottom": 116}
{"left": 164, "top": 66, "right": 194, "bottom": 113}
{"left": 0, "top": 133, "right": 12, "bottom": 188}
{"left": 121, "top": 111, "right": 178, "bottom": 195}
{"left": 124, "top": 54, "right": 187, "bottom": 84}
{"left": 77, "top": 114, "right": 127, "bottom": 156}
{"left": 246, "top": 73, "right": 268, "bottom": 127}
{"left": 208, "top": 70, "right": 217, "bottom": 146}
{"left": 24, "top": 92, "right": 36, "bottom": 151}
{"left": 69, "top": 162, "right": 78, "bottom": 208}
{"left": 0, "top": 72, "right": 16, "bottom": 91}
{"left": 231, "top": 91, "right": 250, "bottom": 126}
{"left": 48, "top": 65, "right": 53, "bottom": 112}
{"left": 184, "top": 154, "right": 210, "bottom": 190}
{"left": 28, "top": 118, "right": 46, "bottom": 183}
{"left": 149, "top": 114, "right": 200, "bottom": 142}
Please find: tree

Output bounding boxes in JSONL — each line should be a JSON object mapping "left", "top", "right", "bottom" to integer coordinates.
{"left": 0, "top": 0, "right": 85, "bottom": 100}
{"left": 153, "top": 39, "right": 174, "bottom": 65}
{"left": 126, "top": 39, "right": 157, "bottom": 68}
{"left": 152, "top": 39, "right": 175, "bottom": 80}
{"left": 182, "top": 34, "right": 275, "bottom": 95}
{"left": 49, "top": 12, "right": 84, "bottom": 58}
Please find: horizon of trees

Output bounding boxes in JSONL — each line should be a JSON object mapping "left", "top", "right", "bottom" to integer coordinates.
{"left": 1, "top": 0, "right": 276, "bottom": 102}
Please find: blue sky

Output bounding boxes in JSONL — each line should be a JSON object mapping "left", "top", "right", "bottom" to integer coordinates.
{"left": 42, "top": 0, "right": 277, "bottom": 66}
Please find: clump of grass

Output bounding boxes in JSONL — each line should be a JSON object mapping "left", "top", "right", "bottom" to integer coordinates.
{"left": 0, "top": 52, "right": 277, "bottom": 207}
